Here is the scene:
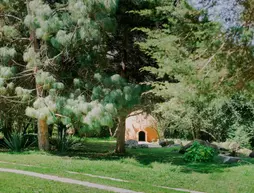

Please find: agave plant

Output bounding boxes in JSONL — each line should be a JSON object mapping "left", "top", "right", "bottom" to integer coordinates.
{"left": 3, "top": 131, "right": 36, "bottom": 152}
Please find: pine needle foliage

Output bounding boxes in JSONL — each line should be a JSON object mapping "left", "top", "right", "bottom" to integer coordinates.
{"left": 0, "top": 0, "right": 143, "bottom": 150}
{"left": 134, "top": 0, "right": 225, "bottom": 139}
{"left": 134, "top": 0, "right": 254, "bottom": 142}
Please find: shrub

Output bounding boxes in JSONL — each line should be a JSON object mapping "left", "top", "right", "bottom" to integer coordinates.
{"left": 51, "top": 136, "right": 81, "bottom": 152}
{"left": 184, "top": 141, "right": 216, "bottom": 162}
{"left": 23, "top": 134, "right": 38, "bottom": 147}
{"left": 228, "top": 124, "right": 253, "bottom": 149}
{"left": 3, "top": 131, "right": 36, "bottom": 152}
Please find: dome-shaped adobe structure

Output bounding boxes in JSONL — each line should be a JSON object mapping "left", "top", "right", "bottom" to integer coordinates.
{"left": 125, "top": 111, "right": 158, "bottom": 142}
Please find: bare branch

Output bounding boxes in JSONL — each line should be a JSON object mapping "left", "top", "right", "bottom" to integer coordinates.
{"left": 200, "top": 42, "right": 225, "bottom": 72}
{"left": 0, "top": 14, "right": 22, "bottom": 21}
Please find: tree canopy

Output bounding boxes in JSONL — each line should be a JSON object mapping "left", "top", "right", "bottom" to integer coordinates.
{"left": 1, "top": 0, "right": 254, "bottom": 152}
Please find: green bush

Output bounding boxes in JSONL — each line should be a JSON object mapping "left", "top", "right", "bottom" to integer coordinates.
{"left": 184, "top": 141, "right": 216, "bottom": 162}
{"left": 51, "top": 136, "right": 81, "bottom": 152}
{"left": 3, "top": 132, "right": 36, "bottom": 152}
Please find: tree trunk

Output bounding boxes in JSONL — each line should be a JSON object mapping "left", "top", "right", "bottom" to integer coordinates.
{"left": 26, "top": 0, "right": 49, "bottom": 151}
{"left": 115, "top": 116, "right": 126, "bottom": 154}
{"left": 38, "top": 119, "right": 49, "bottom": 150}
{"left": 36, "top": 80, "right": 49, "bottom": 151}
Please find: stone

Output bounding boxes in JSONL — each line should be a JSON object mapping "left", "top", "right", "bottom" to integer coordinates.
{"left": 174, "top": 139, "right": 183, "bottom": 146}
{"left": 182, "top": 140, "right": 191, "bottom": 146}
{"left": 218, "top": 154, "right": 241, "bottom": 164}
{"left": 249, "top": 151, "right": 254, "bottom": 158}
{"left": 229, "top": 142, "right": 240, "bottom": 151}
{"left": 125, "top": 140, "right": 138, "bottom": 148}
{"left": 168, "top": 144, "right": 182, "bottom": 147}
{"left": 219, "top": 142, "right": 231, "bottom": 150}
{"left": 159, "top": 140, "right": 174, "bottom": 147}
{"left": 138, "top": 144, "right": 149, "bottom": 148}
{"left": 237, "top": 148, "right": 252, "bottom": 157}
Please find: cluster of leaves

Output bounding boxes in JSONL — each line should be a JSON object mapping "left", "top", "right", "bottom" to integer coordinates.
{"left": 133, "top": 0, "right": 225, "bottom": 139}
{"left": 132, "top": 0, "right": 254, "bottom": 145}
{"left": 184, "top": 141, "right": 216, "bottom": 162}
{"left": 3, "top": 132, "right": 37, "bottom": 152}
{"left": 51, "top": 136, "right": 81, "bottom": 152}
{"left": 0, "top": 0, "right": 145, "bottom": 153}
{"left": 24, "top": 73, "right": 142, "bottom": 137}
{"left": 210, "top": 95, "right": 254, "bottom": 147}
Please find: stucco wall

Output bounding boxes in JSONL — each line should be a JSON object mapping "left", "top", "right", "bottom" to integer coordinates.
{"left": 125, "top": 111, "right": 158, "bottom": 142}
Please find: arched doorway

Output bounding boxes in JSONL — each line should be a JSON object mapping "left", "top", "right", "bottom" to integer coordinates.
{"left": 138, "top": 131, "right": 146, "bottom": 141}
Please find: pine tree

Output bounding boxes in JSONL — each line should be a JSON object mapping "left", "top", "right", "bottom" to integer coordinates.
{"left": 133, "top": 0, "right": 254, "bottom": 140}
{"left": 133, "top": 0, "right": 229, "bottom": 139}
{"left": 0, "top": 0, "right": 124, "bottom": 151}
{"left": 1, "top": 0, "right": 143, "bottom": 153}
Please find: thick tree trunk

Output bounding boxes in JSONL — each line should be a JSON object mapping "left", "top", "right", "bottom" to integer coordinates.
{"left": 38, "top": 119, "right": 49, "bottom": 150}
{"left": 115, "top": 116, "right": 126, "bottom": 154}
{"left": 36, "top": 76, "right": 49, "bottom": 151}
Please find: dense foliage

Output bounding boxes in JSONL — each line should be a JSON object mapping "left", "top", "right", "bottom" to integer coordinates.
{"left": 0, "top": 0, "right": 143, "bottom": 152}
{"left": 184, "top": 141, "right": 216, "bottom": 162}
{"left": 1, "top": 0, "right": 254, "bottom": 152}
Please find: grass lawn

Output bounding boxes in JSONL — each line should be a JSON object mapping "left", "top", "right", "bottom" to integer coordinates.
{"left": 0, "top": 138, "right": 254, "bottom": 193}
{"left": 0, "top": 172, "right": 110, "bottom": 193}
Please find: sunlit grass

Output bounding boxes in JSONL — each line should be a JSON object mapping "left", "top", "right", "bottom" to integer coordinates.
{"left": 0, "top": 139, "right": 253, "bottom": 193}
{"left": 0, "top": 172, "right": 111, "bottom": 193}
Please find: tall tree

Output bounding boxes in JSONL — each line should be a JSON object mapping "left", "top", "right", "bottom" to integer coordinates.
{"left": 134, "top": 0, "right": 254, "bottom": 141}
{"left": 133, "top": 0, "right": 228, "bottom": 139}
{"left": 1, "top": 0, "right": 144, "bottom": 153}
{"left": 0, "top": 0, "right": 119, "bottom": 150}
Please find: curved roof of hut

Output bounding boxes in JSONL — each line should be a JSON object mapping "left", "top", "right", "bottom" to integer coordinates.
{"left": 125, "top": 110, "right": 157, "bottom": 130}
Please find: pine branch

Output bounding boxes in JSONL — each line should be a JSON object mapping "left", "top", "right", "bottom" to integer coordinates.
{"left": 0, "top": 14, "right": 22, "bottom": 21}
{"left": 200, "top": 42, "right": 225, "bottom": 72}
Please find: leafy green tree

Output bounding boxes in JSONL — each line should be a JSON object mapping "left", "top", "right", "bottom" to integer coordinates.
{"left": 133, "top": 0, "right": 254, "bottom": 144}
{"left": 1, "top": 0, "right": 144, "bottom": 153}
{"left": 133, "top": 0, "right": 225, "bottom": 139}
{"left": 0, "top": 0, "right": 122, "bottom": 151}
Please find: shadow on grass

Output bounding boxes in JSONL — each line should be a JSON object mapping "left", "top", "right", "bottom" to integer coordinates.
{"left": 47, "top": 140, "right": 254, "bottom": 174}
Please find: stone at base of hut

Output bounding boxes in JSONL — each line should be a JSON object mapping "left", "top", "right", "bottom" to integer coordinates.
{"left": 218, "top": 154, "right": 241, "bottom": 164}
{"left": 125, "top": 140, "right": 138, "bottom": 148}
{"left": 138, "top": 144, "right": 149, "bottom": 148}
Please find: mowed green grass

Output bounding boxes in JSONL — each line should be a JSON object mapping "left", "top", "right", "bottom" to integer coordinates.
{"left": 0, "top": 139, "right": 253, "bottom": 193}
{"left": 0, "top": 172, "right": 110, "bottom": 193}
